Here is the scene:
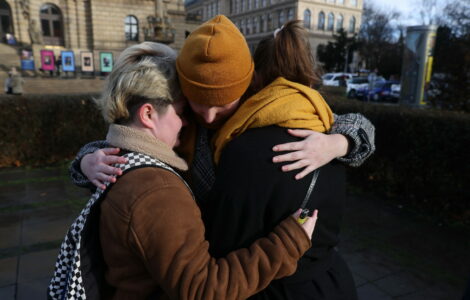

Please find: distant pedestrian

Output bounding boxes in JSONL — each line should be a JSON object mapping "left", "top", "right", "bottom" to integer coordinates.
{"left": 10, "top": 68, "right": 25, "bottom": 95}
{"left": 368, "top": 68, "right": 379, "bottom": 90}
{"left": 367, "top": 68, "right": 379, "bottom": 101}
{"left": 56, "top": 55, "right": 62, "bottom": 76}
{"left": 4, "top": 72, "right": 12, "bottom": 94}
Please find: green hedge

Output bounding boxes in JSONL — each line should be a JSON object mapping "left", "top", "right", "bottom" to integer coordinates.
{"left": 322, "top": 87, "right": 470, "bottom": 225}
{"left": 1, "top": 93, "right": 469, "bottom": 224}
{"left": 0, "top": 94, "right": 105, "bottom": 167}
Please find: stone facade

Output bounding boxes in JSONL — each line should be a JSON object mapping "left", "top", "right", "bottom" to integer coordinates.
{"left": 186, "top": 0, "right": 362, "bottom": 57}
{"left": 0, "top": 0, "right": 198, "bottom": 72}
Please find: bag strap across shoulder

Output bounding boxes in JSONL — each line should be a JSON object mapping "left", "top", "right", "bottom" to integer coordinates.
{"left": 300, "top": 170, "right": 320, "bottom": 209}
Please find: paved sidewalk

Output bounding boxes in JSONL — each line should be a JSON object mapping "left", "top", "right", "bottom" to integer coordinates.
{"left": 0, "top": 166, "right": 468, "bottom": 299}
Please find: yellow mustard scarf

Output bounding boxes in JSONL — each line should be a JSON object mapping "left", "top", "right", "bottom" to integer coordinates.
{"left": 213, "top": 77, "right": 334, "bottom": 164}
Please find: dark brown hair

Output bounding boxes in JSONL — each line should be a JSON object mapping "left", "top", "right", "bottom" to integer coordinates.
{"left": 251, "top": 20, "right": 322, "bottom": 94}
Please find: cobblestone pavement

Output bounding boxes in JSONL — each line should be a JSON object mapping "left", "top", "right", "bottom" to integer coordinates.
{"left": 0, "top": 166, "right": 468, "bottom": 299}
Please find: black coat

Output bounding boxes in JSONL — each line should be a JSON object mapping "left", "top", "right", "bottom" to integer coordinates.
{"left": 204, "top": 126, "right": 357, "bottom": 300}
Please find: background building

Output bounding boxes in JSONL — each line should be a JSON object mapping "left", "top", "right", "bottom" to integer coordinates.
{"left": 0, "top": 0, "right": 199, "bottom": 74}
{"left": 186, "top": 0, "right": 362, "bottom": 55}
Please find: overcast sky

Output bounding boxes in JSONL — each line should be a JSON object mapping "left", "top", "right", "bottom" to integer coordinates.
{"left": 367, "top": 0, "right": 448, "bottom": 26}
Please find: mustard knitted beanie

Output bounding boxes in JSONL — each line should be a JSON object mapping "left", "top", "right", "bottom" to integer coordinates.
{"left": 176, "top": 15, "right": 254, "bottom": 106}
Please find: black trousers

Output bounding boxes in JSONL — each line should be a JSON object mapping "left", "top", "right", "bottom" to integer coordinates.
{"left": 250, "top": 250, "right": 358, "bottom": 300}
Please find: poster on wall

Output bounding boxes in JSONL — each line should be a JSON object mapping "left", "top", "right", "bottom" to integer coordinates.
{"left": 80, "top": 51, "right": 94, "bottom": 72}
{"left": 40, "top": 50, "right": 55, "bottom": 71}
{"left": 99, "top": 52, "right": 113, "bottom": 73}
{"left": 20, "top": 50, "right": 35, "bottom": 71}
{"left": 61, "top": 51, "right": 75, "bottom": 72}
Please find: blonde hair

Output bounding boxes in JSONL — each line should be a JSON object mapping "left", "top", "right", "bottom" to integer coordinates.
{"left": 96, "top": 42, "right": 181, "bottom": 124}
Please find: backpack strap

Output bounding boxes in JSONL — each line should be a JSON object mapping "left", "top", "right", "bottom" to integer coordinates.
{"left": 48, "top": 152, "right": 183, "bottom": 300}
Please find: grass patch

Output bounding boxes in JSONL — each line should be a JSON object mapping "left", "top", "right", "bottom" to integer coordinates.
{"left": 0, "top": 196, "right": 88, "bottom": 214}
{"left": 0, "top": 240, "right": 63, "bottom": 260}
{"left": 0, "top": 175, "right": 69, "bottom": 187}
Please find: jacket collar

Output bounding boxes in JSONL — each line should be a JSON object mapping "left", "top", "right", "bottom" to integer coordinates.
{"left": 106, "top": 124, "right": 188, "bottom": 171}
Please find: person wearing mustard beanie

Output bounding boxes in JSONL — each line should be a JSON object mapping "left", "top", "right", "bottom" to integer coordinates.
{"left": 176, "top": 15, "right": 254, "bottom": 106}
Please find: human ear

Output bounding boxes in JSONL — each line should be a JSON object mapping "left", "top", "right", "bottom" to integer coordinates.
{"left": 138, "top": 103, "right": 158, "bottom": 129}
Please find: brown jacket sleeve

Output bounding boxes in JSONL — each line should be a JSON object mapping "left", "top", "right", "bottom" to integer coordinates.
{"left": 126, "top": 168, "right": 311, "bottom": 300}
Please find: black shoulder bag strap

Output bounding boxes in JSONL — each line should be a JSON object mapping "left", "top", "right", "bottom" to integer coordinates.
{"left": 300, "top": 169, "right": 320, "bottom": 210}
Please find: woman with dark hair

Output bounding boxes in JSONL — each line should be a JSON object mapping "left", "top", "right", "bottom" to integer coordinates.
{"left": 205, "top": 20, "right": 359, "bottom": 300}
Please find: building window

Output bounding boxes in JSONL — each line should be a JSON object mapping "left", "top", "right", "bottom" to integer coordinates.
{"left": 241, "top": 0, "right": 245, "bottom": 12}
{"left": 247, "top": 0, "right": 252, "bottom": 10}
{"left": 262, "top": 0, "right": 266, "bottom": 7}
{"left": 336, "top": 14, "right": 343, "bottom": 31}
{"left": 349, "top": 16, "right": 356, "bottom": 32}
{"left": 0, "top": 0, "right": 13, "bottom": 39}
{"left": 279, "top": 10, "right": 285, "bottom": 26}
{"left": 125, "top": 15, "right": 139, "bottom": 41}
{"left": 350, "top": 0, "right": 357, "bottom": 6}
{"left": 287, "top": 8, "right": 294, "bottom": 20}
{"left": 260, "top": 15, "right": 265, "bottom": 32}
{"left": 253, "top": 17, "right": 257, "bottom": 33}
{"left": 303, "top": 9, "right": 311, "bottom": 29}
{"left": 241, "top": 19, "right": 245, "bottom": 34}
{"left": 317, "top": 12, "right": 325, "bottom": 30}
{"left": 246, "top": 18, "right": 251, "bottom": 35}
{"left": 337, "top": 0, "right": 344, "bottom": 4}
{"left": 39, "top": 4, "right": 64, "bottom": 45}
{"left": 327, "top": 13, "right": 334, "bottom": 31}
{"left": 255, "top": 0, "right": 259, "bottom": 9}
{"left": 267, "top": 13, "right": 273, "bottom": 31}
{"left": 327, "top": 0, "right": 335, "bottom": 3}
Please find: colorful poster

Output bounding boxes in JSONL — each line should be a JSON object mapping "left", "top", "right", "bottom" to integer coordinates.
{"left": 80, "top": 51, "right": 94, "bottom": 73}
{"left": 61, "top": 51, "right": 75, "bottom": 72}
{"left": 20, "top": 50, "right": 35, "bottom": 71}
{"left": 100, "top": 52, "right": 113, "bottom": 72}
{"left": 40, "top": 50, "right": 55, "bottom": 71}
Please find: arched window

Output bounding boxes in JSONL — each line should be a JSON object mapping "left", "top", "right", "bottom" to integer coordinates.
{"left": 260, "top": 15, "right": 265, "bottom": 32}
{"left": 317, "top": 12, "right": 325, "bottom": 30}
{"left": 40, "top": 4, "right": 64, "bottom": 45}
{"left": 0, "top": 0, "right": 13, "bottom": 40}
{"left": 287, "top": 8, "right": 294, "bottom": 21}
{"left": 336, "top": 14, "right": 343, "bottom": 31}
{"left": 125, "top": 15, "right": 139, "bottom": 41}
{"left": 267, "top": 13, "right": 273, "bottom": 31}
{"left": 349, "top": 16, "right": 356, "bottom": 33}
{"left": 279, "top": 10, "right": 285, "bottom": 26}
{"left": 303, "top": 9, "right": 311, "bottom": 29}
{"left": 253, "top": 16, "right": 257, "bottom": 34}
{"left": 327, "top": 13, "right": 334, "bottom": 31}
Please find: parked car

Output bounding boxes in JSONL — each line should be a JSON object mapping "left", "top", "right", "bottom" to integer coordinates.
{"left": 390, "top": 83, "right": 401, "bottom": 100}
{"left": 322, "top": 73, "right": 354, "bottom": 87}
{"left": 346, "top": 77, "right": 368, "bottom": 98}
{"left": 367, "top": 80, "right": 400, "bottom": 103}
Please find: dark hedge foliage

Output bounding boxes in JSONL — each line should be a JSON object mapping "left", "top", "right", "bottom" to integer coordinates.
{"left": 0, "top": 94, "right": 105, "bottom": 167}
{"left": 322, "top": 89, "right": 470, "bottom": 225}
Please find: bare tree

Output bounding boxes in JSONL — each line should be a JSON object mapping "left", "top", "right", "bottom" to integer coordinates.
{"left": 358, "top": 1, "right": 400, "bottom": 70}
{"left": 414, "top": 0, "right": 438, "bottom": 25}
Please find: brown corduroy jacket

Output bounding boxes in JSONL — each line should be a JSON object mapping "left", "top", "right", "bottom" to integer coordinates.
{"left": 100, "top": 125, "right": 312, "bottom": 300}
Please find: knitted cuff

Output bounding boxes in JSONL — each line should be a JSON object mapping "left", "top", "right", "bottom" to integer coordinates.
{"left": 330, "top": 113, "right": 376, "bottom": 167}
{"left": 69, "top": 140, "right": 110, "bottom": 191}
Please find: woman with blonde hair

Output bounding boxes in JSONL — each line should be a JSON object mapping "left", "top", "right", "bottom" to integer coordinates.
{"left": 49, "top": 42, "right": 318, "bottom": 300}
